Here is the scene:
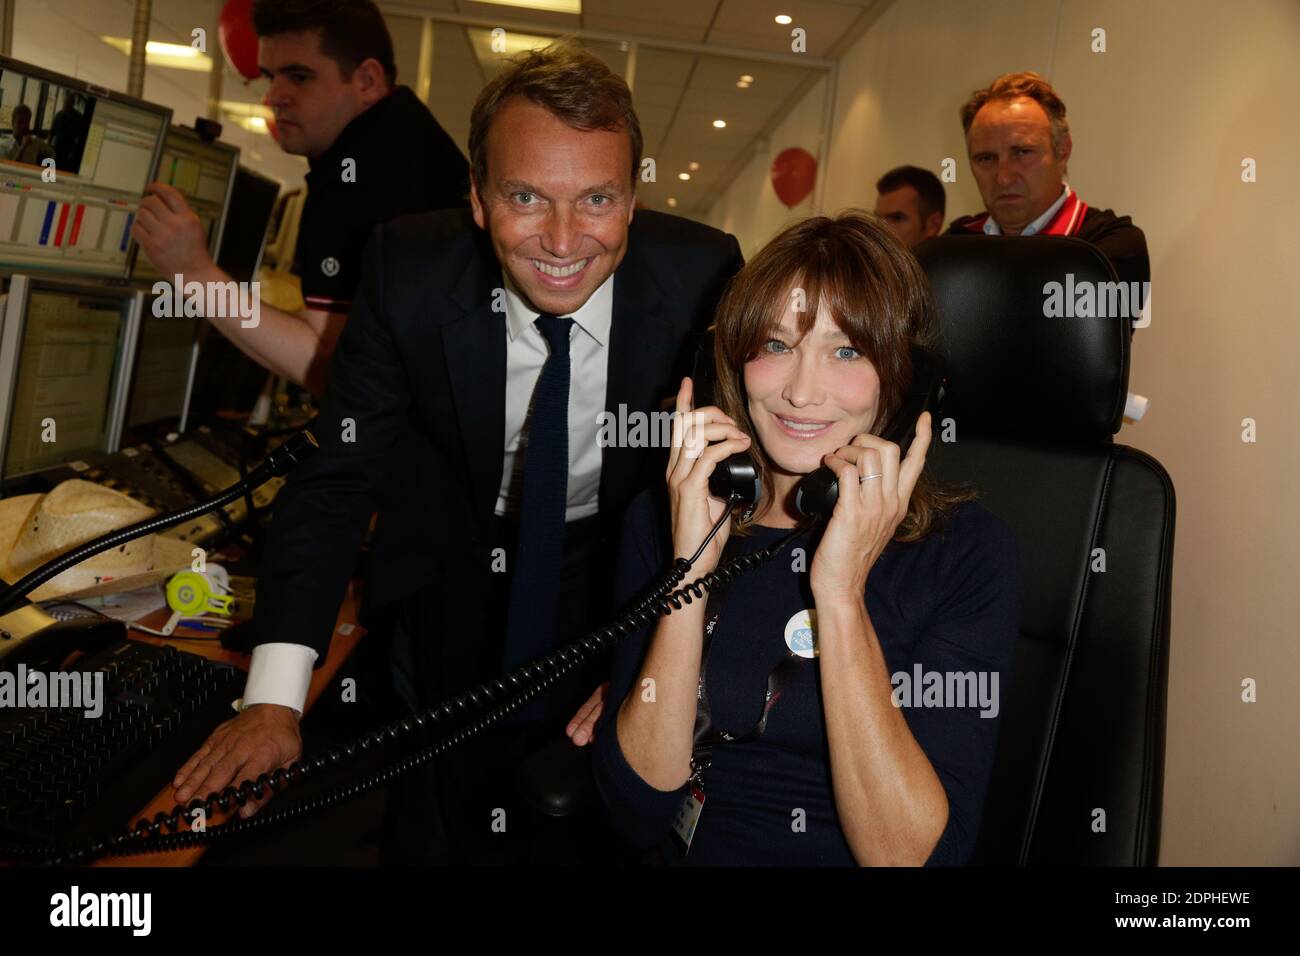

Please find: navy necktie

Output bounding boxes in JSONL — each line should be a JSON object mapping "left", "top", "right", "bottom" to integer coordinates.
{"left": 503, "top": 314, "right": 574, "bottom": 684}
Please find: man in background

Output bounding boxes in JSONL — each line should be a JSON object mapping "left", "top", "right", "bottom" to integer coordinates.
{"left": 134, "top": 0, "right": 469, "bottom": 396}
{"left": 49, "top": 93, "right": 87, "bottom": 172}
{"left": 874, "top": 164, "right": 945, "bottom": 248}
{"left": 949, "top": 71, "right": 1149, "bottom": 299}
{"left": 4, "top": 104, "right": 54, "bottom": 166}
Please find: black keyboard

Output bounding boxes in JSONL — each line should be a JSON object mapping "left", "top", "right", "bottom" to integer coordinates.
{"left": 0, "top": 640, "right": 244, "bottom": 846}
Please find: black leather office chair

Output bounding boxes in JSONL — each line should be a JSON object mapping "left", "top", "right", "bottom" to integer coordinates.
{"left": 914, "top": 235, "right": 1174, "bottom": 865}
{"left": 521, "top": 235, "right": 1174, "bottom": 867}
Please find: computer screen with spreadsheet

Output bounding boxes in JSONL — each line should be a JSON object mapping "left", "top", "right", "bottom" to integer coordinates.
{"left": 131, "top": 125, "right": 238, "bottom": 284}
{"left": 0, "top": 275, "right": 142, "bottom": 478}
{"left": 122, "top": 310, "right": 199, "bottom": 438}
{"left": 0, "top": 57, "right": 170, "bottom": 281}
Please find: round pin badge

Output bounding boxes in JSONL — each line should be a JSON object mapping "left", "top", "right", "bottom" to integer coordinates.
{"left": 783, "top": 608, "right": 818, "bottom": 658}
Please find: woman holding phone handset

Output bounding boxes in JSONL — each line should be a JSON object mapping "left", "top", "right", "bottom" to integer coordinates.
{"left": 592, "top": 212, "right": 1022, "bottom": 865}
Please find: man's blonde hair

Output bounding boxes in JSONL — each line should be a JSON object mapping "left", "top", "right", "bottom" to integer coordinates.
{"left": 468, "top": 39, "right": 643, "bottom": 191}
{"left": 961, "top": 71, "right": 1070, "bottom": 157}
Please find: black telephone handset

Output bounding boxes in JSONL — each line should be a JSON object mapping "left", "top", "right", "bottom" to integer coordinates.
{"left": 695, "top": 344, "right": 945, "bottom": 520}
{"left": 794, "top": 345, "right": 945, "bottom": 519}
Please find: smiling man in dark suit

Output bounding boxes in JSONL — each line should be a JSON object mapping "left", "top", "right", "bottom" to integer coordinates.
{"left": 168, "top": 40, "right": 742, "bottom": 864}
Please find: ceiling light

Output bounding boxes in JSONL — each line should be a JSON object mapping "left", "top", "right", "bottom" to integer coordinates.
{"left": 737, "top": 80, "right": 750, "bottom": 88}
{"left": 712, "top": 119, "right": 727, "bottom": 129}
{"left": 666, "top": 197, "right": 678, "bottom": 208}
{"left": 740, "top": 74, "right": 754, "bottom": 83}
{"left": 688, "top": 161, "right": 700, "bottom": 171}
{"left": 472, "top": 0, "right": 582, "bottom": 13}
{"left": 219, "top": 101, "right": 274, "bottom": 135}
{"left": 229, "top": 115, "right": 270, "bottom": 135}
{"left": 775, "top": 14, "right": 792, "bottom": 25}
{"left": 101, "top": 37, "right": 213, "bottom": 72}
{"left": 678, "top": 172, "right": 691, "bottom": 180}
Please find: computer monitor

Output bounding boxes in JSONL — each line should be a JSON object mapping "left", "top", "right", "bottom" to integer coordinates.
{"left": 132, "top": 124, "right": 238, "bottom": 284}
{"left": 216, "top": 165, "right": 280, "bottom": 284}
{"left": 0, "top": 274, "right": 143, "bottom": 480}
{"left": 185, "top": 324, "right": 274, "bottom": 426}
{"left": 0, "top": 56, "right": 170, "bottom": 281}
{"left": 121, "top": 310, "right": 200, "bottom": 441}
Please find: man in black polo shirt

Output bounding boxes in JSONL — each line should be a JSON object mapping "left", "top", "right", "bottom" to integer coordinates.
{"left": 134, "top": 0, "right": 468, "bottom": 395}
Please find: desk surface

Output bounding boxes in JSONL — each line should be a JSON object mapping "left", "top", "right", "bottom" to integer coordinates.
{"left": 93, "top": 577, "right": 367, "bottom": 868}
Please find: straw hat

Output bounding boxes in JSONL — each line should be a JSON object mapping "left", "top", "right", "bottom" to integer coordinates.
{"left": 0, "top": 479, "right": 193, "bottom": 603}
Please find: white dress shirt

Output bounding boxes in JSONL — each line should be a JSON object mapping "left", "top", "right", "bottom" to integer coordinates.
{"left": 983, "top": 183, "right": 1071, "bottom": 236}
{"left": 240, "top": 270, "right": 615, "bottom": 714}
{"left": 496, "top": 269, "right": 612, "bottom": 521}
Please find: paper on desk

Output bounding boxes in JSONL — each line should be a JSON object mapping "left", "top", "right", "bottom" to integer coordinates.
{"left": 90, "top": 583, "right": 169, "bottom": 622}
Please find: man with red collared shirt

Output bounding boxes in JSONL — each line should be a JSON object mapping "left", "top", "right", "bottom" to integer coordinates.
{"left": 948, "top": 71, "right": 1149, "bottom": 323}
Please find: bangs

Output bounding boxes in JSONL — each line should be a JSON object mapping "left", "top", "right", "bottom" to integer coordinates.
{"left": 745, "top": 254, "right": 890, "bottom": 368}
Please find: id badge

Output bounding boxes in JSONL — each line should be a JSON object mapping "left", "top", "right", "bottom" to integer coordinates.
{"left": 671, "top": 785, "right": 707, "bottom": 852}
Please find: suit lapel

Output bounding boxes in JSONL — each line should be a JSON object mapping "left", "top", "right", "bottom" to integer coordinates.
{"left": 601, "top": 239, "right": 673, "bottom": 512}
{"left": 443, "top": 247, "right": 507, "bottom": 527}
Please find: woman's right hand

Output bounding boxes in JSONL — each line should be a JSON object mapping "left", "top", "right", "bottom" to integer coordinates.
{"left": 666, "top": 376, "right": 752, "bottom": 576}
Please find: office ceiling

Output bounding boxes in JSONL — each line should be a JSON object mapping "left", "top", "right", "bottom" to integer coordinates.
{"left": 385, "top": 0, "right": 887, "bottom": 215}
{"left": 9, "top": 0, "right": 886, "bottom": 217}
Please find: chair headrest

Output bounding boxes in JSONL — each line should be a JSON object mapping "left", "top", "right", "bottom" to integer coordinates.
{"left": 914, "top": 236, "right": 1131, "bottom": 442}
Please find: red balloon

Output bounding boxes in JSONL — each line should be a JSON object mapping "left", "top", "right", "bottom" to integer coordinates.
{"left": 770, "top": 147, "right": 817, "bottom": 208}
{"left": 219, "top": 0, "right": 260, "bottom": 81}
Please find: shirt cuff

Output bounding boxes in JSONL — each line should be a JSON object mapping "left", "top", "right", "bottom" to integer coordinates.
{"left": 238, "top": 643, "right": 319, "bottom": 716}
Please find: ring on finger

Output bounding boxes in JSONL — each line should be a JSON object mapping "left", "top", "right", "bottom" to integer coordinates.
{"left": 858, "top": 473, "right": 883, "bottom": 482}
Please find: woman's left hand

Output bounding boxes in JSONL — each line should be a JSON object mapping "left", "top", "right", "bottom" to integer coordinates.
{"left": 809, "top": 411, "right": 932, "bottom": 602}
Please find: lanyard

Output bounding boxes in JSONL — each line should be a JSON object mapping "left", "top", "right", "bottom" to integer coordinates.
{"left": 687, "top": 540, "right": 810, "bottom": 789}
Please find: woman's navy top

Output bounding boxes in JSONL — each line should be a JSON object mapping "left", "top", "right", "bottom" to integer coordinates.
{"left": 592, "top": 489, "right": 1022, "bottom": 866}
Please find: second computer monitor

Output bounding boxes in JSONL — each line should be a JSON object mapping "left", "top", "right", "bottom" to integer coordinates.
{"left": 132, "top": 125, "right": 238, "bottom": 285}
{"left": 122, "top": 309, "right": 200, "bottom": 441}
{"left": 216, "top": 165, "right": 280, "bottom": 284}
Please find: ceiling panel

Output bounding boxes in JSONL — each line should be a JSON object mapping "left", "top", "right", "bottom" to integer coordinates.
{"left": 709, "top": 0, "right": 865, "bottom": 57}
{"left": 583, "top": 0, "right": 721, "bottom": 43}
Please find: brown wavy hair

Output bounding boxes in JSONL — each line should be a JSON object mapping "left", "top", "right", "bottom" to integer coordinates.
{"left": 960, "top": 70, "right": 1070, "bottom": 158}
{"left": 468, "top": 38, "right": 643, "bottom": 192}
{"left": 712, "top": 211, "right": 976, "bottom": 543}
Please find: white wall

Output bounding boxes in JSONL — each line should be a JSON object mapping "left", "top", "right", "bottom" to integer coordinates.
{"left": 705, "top": 76, "right": 827, "bottom": 258}
{"left": 706, "top": 0, "right": 1300, "bottom": 865}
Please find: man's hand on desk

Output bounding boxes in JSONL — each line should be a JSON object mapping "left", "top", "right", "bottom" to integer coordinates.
{"left": 172, "top": 703, "right": 302, "bottom": 818}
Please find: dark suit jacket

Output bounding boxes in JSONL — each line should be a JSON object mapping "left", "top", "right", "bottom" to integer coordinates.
{"left": 253, "top": 207, "right": 743, "bottom": 698}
